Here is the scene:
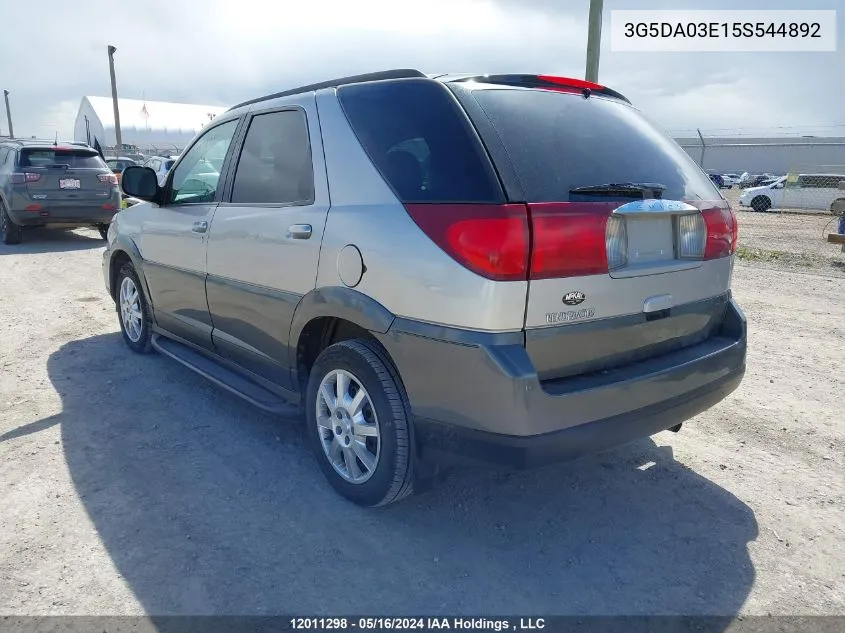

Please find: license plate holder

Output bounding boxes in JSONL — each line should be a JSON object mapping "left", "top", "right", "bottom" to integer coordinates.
{"left": 59, "top": 178, "right": 81, "bottom": 189}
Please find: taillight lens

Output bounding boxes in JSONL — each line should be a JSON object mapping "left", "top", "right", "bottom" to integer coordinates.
{"left": 98, "top": 173, "right": 118, "bottom": 186}
{"left": 702, "top": 204, "right": 737, "bottom": 259}
{"left": 11, "top": 173, "right": 41, "bottom": 184}
{"left": 676, "top": 213, "right": 707, "bottom": 259}
{"left": 528, "top": 203, "right": 615, "bottom": 279}
{"left": 404, "top": 204, "right": 530, "bottom": 281}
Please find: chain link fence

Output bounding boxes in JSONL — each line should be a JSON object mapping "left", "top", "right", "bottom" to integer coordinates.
{"left": 103, "top": 144, "right": 185, "bottom": 161}
{"left": 720, "top": 168, "right": 845, "bottom": 276}
{"left": 678, "top": 130, "right": 845, "bottom": 277}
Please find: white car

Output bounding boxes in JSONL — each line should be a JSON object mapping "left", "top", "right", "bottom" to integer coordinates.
{"left": 142, "top": 155, "right": 179, "bottom": 186}
{"left": 738, "top": 174, "right": 845, "bottom": 213}
{"left": 721, "top": 173, "right": 741, "bottom": 187}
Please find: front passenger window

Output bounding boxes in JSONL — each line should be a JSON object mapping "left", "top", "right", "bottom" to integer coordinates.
{"left": 170, "top": 119, "right": 238, "bottom": 205}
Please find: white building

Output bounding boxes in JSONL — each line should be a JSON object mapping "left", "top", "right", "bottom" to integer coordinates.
{"left": 74, "top": 96, "right": 227, "bottom": 153}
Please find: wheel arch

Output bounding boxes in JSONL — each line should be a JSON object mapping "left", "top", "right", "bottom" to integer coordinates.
{"left": 108, "top": 235, "right": 154, "bottom": 310}
{"left": 289, "top": 287, "right": 396, "bottom": 391}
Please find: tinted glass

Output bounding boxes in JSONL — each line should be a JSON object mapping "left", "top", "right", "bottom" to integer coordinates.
{"left": 230, "top": 110, "right": 314, "bottom": 205}
{"left": 337, "top": 79, "right": 503, "bottom": 204}
{"left": 164, "top": 160, "right": 176, "bottom": 171}
{"left": 469, "top": 88, "right": 720, "bottom": 203}
{"left": 170, "top": 119, "right": 238, "bottom": 205}
{"left": 20, "top": 149, "right": 106, "bottom": 169}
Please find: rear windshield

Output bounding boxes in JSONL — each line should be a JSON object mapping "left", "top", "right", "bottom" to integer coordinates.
{"left": 20, "top": 149, "right": 106, "bottom": 169}
{"left": 468, "top": 88, "right": 719, "bottom": 203}
{"left": 337, "top": 79, "right": 504, "bottom": 204}
{"left": 164, "top": 160, "right": 176, "bottom": 171}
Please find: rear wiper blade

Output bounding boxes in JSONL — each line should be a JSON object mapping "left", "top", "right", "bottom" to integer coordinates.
{"left": 569, "top": 182, "right": 666, "bottom": 196}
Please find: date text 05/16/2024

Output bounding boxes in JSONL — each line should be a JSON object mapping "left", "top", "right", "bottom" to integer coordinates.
{"left": 289, "top": 617, "right": 547, "bottom": 631}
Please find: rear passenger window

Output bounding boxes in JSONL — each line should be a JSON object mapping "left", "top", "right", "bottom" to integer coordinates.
{"left": 337, "top": 79, "right": 503, "bottom": 204}
{"left": 230, "top": 110, "right": 314, "bottom": 205}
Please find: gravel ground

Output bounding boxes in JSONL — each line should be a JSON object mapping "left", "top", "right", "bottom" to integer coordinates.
{"left": 722, "top": 188, "right": 845, "bottom": 276}
{"left": 0, "top": 227, "right": 843, "bottom": 617}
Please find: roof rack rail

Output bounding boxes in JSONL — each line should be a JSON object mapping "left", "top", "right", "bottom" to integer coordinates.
{"left": 446, "top": 74, "right": 631, "bottom": 103}
{"left": 227, "top": 68, "right": 427, "bottom": 111}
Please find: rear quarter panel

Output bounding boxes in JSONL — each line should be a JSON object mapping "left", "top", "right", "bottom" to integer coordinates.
{"left": 314, "top": 88, "right": 527, "bottom": 332}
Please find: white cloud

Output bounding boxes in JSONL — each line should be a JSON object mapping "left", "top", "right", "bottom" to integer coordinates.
{"left": 0, "top": 0, "right": 842, "bottom": 140}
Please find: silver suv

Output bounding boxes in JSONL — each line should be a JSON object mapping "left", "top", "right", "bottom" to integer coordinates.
{"left": 105, "top": 70, "right": 747, "bottom": 506}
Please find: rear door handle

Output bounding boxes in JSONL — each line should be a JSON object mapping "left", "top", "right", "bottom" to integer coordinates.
{"left": 192, "top": 221, "right": 208, "bottom": 234}
{"left": 288, "top": 224, "right": 312, "bottom": 239}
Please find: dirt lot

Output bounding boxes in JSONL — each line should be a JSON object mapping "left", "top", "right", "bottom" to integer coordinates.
{"left": 722, "top": 188, "right": 845, "bottom": 276}
{"left": 0, "top": 228, "right": 843, "bottom": 617}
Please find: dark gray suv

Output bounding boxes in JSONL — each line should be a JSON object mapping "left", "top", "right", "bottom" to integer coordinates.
{"left": 0, "top": 140, "right": 121, "bottom": 244}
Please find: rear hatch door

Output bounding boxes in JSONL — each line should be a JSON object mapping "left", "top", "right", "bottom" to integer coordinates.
{"left": 452, "top": 82, "right": 737, "bottom": 380}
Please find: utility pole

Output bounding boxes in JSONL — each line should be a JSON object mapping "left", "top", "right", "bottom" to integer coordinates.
{"left": 585, "top": 0, "right": 604, "bottom": 83}
{"left": 3, "top": 90, "right": 14, "bottom": 139}
{"left": 107, "top": 45, "right": 122, "bottom": 150}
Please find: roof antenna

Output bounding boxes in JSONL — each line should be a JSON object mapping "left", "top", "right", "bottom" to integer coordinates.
{"left": 54, "top": 131, "right": 58, "bottom": 146}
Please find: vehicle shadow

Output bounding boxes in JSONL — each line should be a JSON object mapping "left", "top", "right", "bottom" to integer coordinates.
{"left": 49, "top": 333, "right": 758, "bottom": 617}
{"left": 0, "top": 228, "right": 104, "bottom": 255}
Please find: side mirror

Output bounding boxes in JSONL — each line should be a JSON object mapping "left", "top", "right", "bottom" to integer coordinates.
{"left": 121, "top": 166, "right": 160, "bottom": 201}
{"left": 838, "top": 180, "right": 845, "bottom": 190}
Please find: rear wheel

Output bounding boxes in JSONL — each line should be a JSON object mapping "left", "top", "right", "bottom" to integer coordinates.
{"left": 97, "top": 224, "right": 110, "bottom": 240}
{"left": 1, "top": 204, "right": 22, "bottom": 245}
{"left": 306, "top": 339, "right": 415, "bottom": 507}
{"left": 751, "top": 196, "right": 772, "bottom": 213}
{"left": 115, "top": 262, "right": 153, "bottom": 353}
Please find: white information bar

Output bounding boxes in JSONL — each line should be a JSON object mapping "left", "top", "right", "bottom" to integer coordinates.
{"left": 610, "top": 10, "right": 837, "bottom": 52}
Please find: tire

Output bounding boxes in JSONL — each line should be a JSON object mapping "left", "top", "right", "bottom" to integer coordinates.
{"left": 306, "top": 339, "right": 415, "bottom": 507}
{"left": 115, "top": 261, "right": 153, "bottom": 353}
{"left": 751, "top": 196, "right": 772, "bottom": 213}
{"left": 97, "top": 224, "right": 110, "bottom": 240}
{"left": 1, "top": 203, "right": 22, "bottom": 245}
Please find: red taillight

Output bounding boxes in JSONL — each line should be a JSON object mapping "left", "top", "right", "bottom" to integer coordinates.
{"left": 24, "top": 204, "right": 42, "bottom": 212}
{"left": 528, "top": 203, "right": 617, "bottom": 279}
{"left": 102, "top": 203, "right": 117, "bottom": 211}
{"left": 404, "top": 204, "right": 529, "bottom": 281}
{"left": 11, "top": 173, "right": 41, "bottom": 184}
{"left": 702, "top": 204, "right": 737, "bottom": 260}
{"left": 98, "top": 173, "right": 118, "bottom": 186}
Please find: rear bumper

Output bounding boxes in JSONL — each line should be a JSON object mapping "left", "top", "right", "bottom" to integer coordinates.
{"left": 375, "top": 298, "right": 747, "bottom": 467}
{"left": 8, "top": 205, "right": 118, "bottom": 226}
{"left": 415, "top": 364, "right": 744, "bottom": 467}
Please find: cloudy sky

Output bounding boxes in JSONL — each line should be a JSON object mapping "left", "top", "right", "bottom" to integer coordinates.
{"left": 1, "top": 0, "right": 842, "bottom": 140}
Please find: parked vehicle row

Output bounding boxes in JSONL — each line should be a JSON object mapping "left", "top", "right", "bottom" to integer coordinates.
{"left": 706, "top": 171, "right": 783, "bottom": 190}
{"left": 103, "top": 70, "right": 747, "bottom": 507}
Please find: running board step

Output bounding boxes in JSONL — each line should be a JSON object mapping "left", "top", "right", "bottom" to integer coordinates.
{"left": 151, "top": 334, "right": 300, "bottom": 416}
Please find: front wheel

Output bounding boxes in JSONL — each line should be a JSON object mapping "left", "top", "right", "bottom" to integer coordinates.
{"left": 1, "top": 204, "right": 22, "bottom": 245}
{"left": 115, "top": 262, "right": 153, "bottom": 353}
{"left": 306, "top": 339, "right": 415, "bottom": 507}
